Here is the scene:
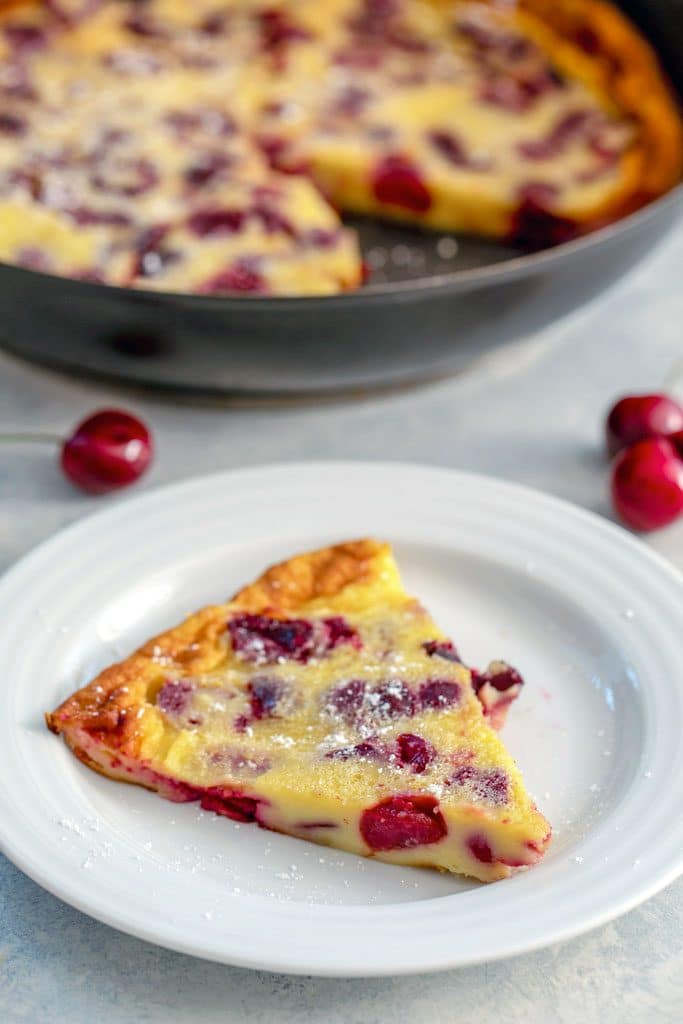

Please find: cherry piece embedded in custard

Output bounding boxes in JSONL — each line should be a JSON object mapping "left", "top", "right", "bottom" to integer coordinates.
{"left": 423, "top": 639, "right": 461, "bottom": 663}
{"left": 467, "top": 832, "right": 494, "bottom": 864}
{"left": 156, "top": 679, "right": 194, "bottom": 716}
{"left": 360, "top": 794, "right": 447, "bottom": 851}
{"left": 610, "top": 438, "right": 683, "bottom": 531}
{"left": 605, "top": 393, "right": 683, "bottom": 458}
{"left": 419, "top": 678, "right": 461, "bottom": 709}
{"left": 372, "top": 155, "right": 431, "bottom": 213}
{"left": 198, "top": 262, "right": 266, "bottom": 294}
{"left": 396, "top": 733, "right": 434, "bottom": 773}
{"left": 187, "top": 207, "right": 245, "bottom": 237}
{"left": 229, "top": 613, "right": 360, "bottom": 665}
{"left": 199, "top": 788, "right": 260, "bottom": 822}
{"left": 368, "top": 680, "right": 416, "bottom": 719}
{"left": 248, "top": 676, "right": 284, "bottom": 719}
{"left": 509, "top": 185, "right": 578, "bottom": 250}
{"left": 323, "top": 679, "right": 366, "bottom": 722}
{"left": 60, "top": 408, "right": 153, "bottom": 494}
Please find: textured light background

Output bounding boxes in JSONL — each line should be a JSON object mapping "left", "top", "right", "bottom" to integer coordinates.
{"left": 1, "top": 223, "right": 682, "bottom": 1024}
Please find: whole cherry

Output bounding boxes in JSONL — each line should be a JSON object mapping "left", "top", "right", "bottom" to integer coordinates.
{"left": 60, "top": 409, "right": 153, "bottom": 494}
{"left": 1, "top": 408, "right": 153, "bottom": 495}
{"left": 605, "top": 393, "right": 683, "bottom": 458}
{"left": 610, "top": 438, "right": 683, "bottom": 532}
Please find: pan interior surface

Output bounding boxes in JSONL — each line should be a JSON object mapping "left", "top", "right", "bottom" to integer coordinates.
{"left": 354, "top": 219, "right": 521, "bottom": 289}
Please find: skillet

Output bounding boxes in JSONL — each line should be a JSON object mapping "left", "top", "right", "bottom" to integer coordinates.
{"left": 1, "top": 0, "right": 681, "bottom": 395}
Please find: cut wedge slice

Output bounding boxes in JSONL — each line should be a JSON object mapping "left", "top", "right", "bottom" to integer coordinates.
{"left": 47, "top": 539, "right": 551, "bottom": 882}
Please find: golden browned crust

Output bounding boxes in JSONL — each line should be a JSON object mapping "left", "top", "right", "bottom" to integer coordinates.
{"left": 46, "top": 539, "right": 390, "bottom": 753}
{"left": 45, "top": 603, "right": 229, "bottom": 745}
{"left": 231, "top": 539, "right": 389, "bottom": 613}
{"left": 472, "top": 0, "right": 683, "bottom": 222}
{"left": 532, "top": 0, "right": 681, "bottom": 197}
{"left": 0, "top": 0, "right": 35, "bottom": 12}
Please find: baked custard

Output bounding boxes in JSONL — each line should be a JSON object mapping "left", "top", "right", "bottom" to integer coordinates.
{"left": 0, "top": 0, "right": 679, "bottom": 295}
{"left": 47, "top": 539, "right": 550, "bottom": 882}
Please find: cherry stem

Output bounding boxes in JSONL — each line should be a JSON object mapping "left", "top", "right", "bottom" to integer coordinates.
{"left": 0, "top": 431, "right": 62, "bottom": 445}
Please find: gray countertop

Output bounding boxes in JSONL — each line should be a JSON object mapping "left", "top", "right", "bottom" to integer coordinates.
{"left": 1, "top": 225, "right": 682, "bottom": 1023}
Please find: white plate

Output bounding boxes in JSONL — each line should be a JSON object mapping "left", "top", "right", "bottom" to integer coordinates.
{"left": 0, "top": 462, "right": 682, "bottom": 976}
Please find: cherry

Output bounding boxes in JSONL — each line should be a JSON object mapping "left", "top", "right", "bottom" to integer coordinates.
{"left": 605, "top": 393, "right": 683, "bottom": 457}
{"left": 251, "top": 203, "right": 295, "bottom": 236}
{"left": 372, "top": 155, "right": 432, "bottom": 213}
{"left": 471, "top": 662, "right": 524, "bottom": 695}
{"left": 61, "top": 409, "right": 153, "bottom": 494}
{"left": 669, "top": 430, "right": 683, "bottom": 458}
{"left": 229, "top": 613, "right": 313, "bottom": 663}
{"left": 396, "top": 733, "right": 434, "bottom": 773}
{"left": 184, "top": 152, "right": 233, "bottom": 187}
{"left": 199, "top": 788, "right": 261, "bottom": 823}
{"left": 323, "top": 616, "right": 362, "bottom": 650}
{"left": 323, "top": 679, "right": 366, "bottom": 722}
{"left": 229, "top": 613, "right": 360, "bottom": 665}
{"left": 610, "top": 438, "right": 683, "bottom": 531}
{"left": 428, "top": 131, "right": 490, "bottom": 171}
{"left": 509, "top": 186, "right": 578, "bottom": 250}
{"left": 187, "top": 208, "right": 245, "bottom": 237}
{"left": 423, "top": 639, "right": 461, "bottom": 663}
{"left": 368, "top": 680, "right": 416, "bottom": 719}
{"left": 332, "top": 85, "right": 370, "bottom": 116}
{"left": 360, "top": 794, "right": 447, "bottom": 851}
{"left": 419, "top": 679, "right": 461, "bottom": 709}
{"left": 0, "top": 113, "right": 27, "bottom": 136}
{"left": 258, "top": 8, "right": 312, "bottom": 51}
{"left": 3, "top": 23, "right": 47, "bottom": 50}
{"left": 467, "top": 833, "right": 494, "bottom": 864}
{"left": 248, "top": 676, "right": 284, "bottom": 719}
{"left": 123, "top": 13, "right": 166, "bottom": 39}
{"left": 517, "top": 110, "right": 592, "bottom": 161}
{"left": 306, "top": 228, "right": 340, "bottom": 248}
{"left": 156, "top": 679, "right": 194, "bottom": 716}
{"left": 471, "top": 661, "right": 524, "bottom": 730}
{"left": 198, "top": 263, "right": 266, "bottom": 295}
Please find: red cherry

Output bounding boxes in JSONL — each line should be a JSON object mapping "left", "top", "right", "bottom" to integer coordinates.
{"left": 372, "top": 155, "right": 432, "bottom": 213}
{"left": 199, "top": 788, "right": 261, "bottom": 822}
{"left": 669, "top": 430, "right": 683, "bottom": 458}
{"left": 359, "top": 794, "right": 447, "bottom": 851}
{"left": 606, "top": 393, "right": 683, "bottom": 458}
{"left": 396, "top": 733, "right": 434, "bottom": 773}
{"left": 610, "top": 438, "right": 683, "bottom": 531}
{"left": 60, "top": 409, "right": 153, "bottom": 494}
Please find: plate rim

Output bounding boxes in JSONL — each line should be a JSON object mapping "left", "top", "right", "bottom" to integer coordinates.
{"left": 0, "top": 459, "right": 682, "bottom": 976}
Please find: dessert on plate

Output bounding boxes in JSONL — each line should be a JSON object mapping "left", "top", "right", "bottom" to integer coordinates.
{"left": 0, "top": 0, "right": 680, "bottom": 294}
{"left": 47, "top": 539, "right": 550, "bottom": 882}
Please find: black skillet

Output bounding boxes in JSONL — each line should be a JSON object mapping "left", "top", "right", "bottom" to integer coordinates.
{"left": 1, "top": 0, "right": 681, "bottom": 396}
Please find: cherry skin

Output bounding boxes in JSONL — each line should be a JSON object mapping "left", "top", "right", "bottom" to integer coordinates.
{"left": 669, "top": 430, "right": 683, "bottom": 459}
{"left": 60, "top": 409, "right": 153, "bottom": 494}
{"left": 610, "top": 438, "right": 683, "bottom": 531}
{"left": 606, "top": 393, "right": 683, "bottom": 458}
